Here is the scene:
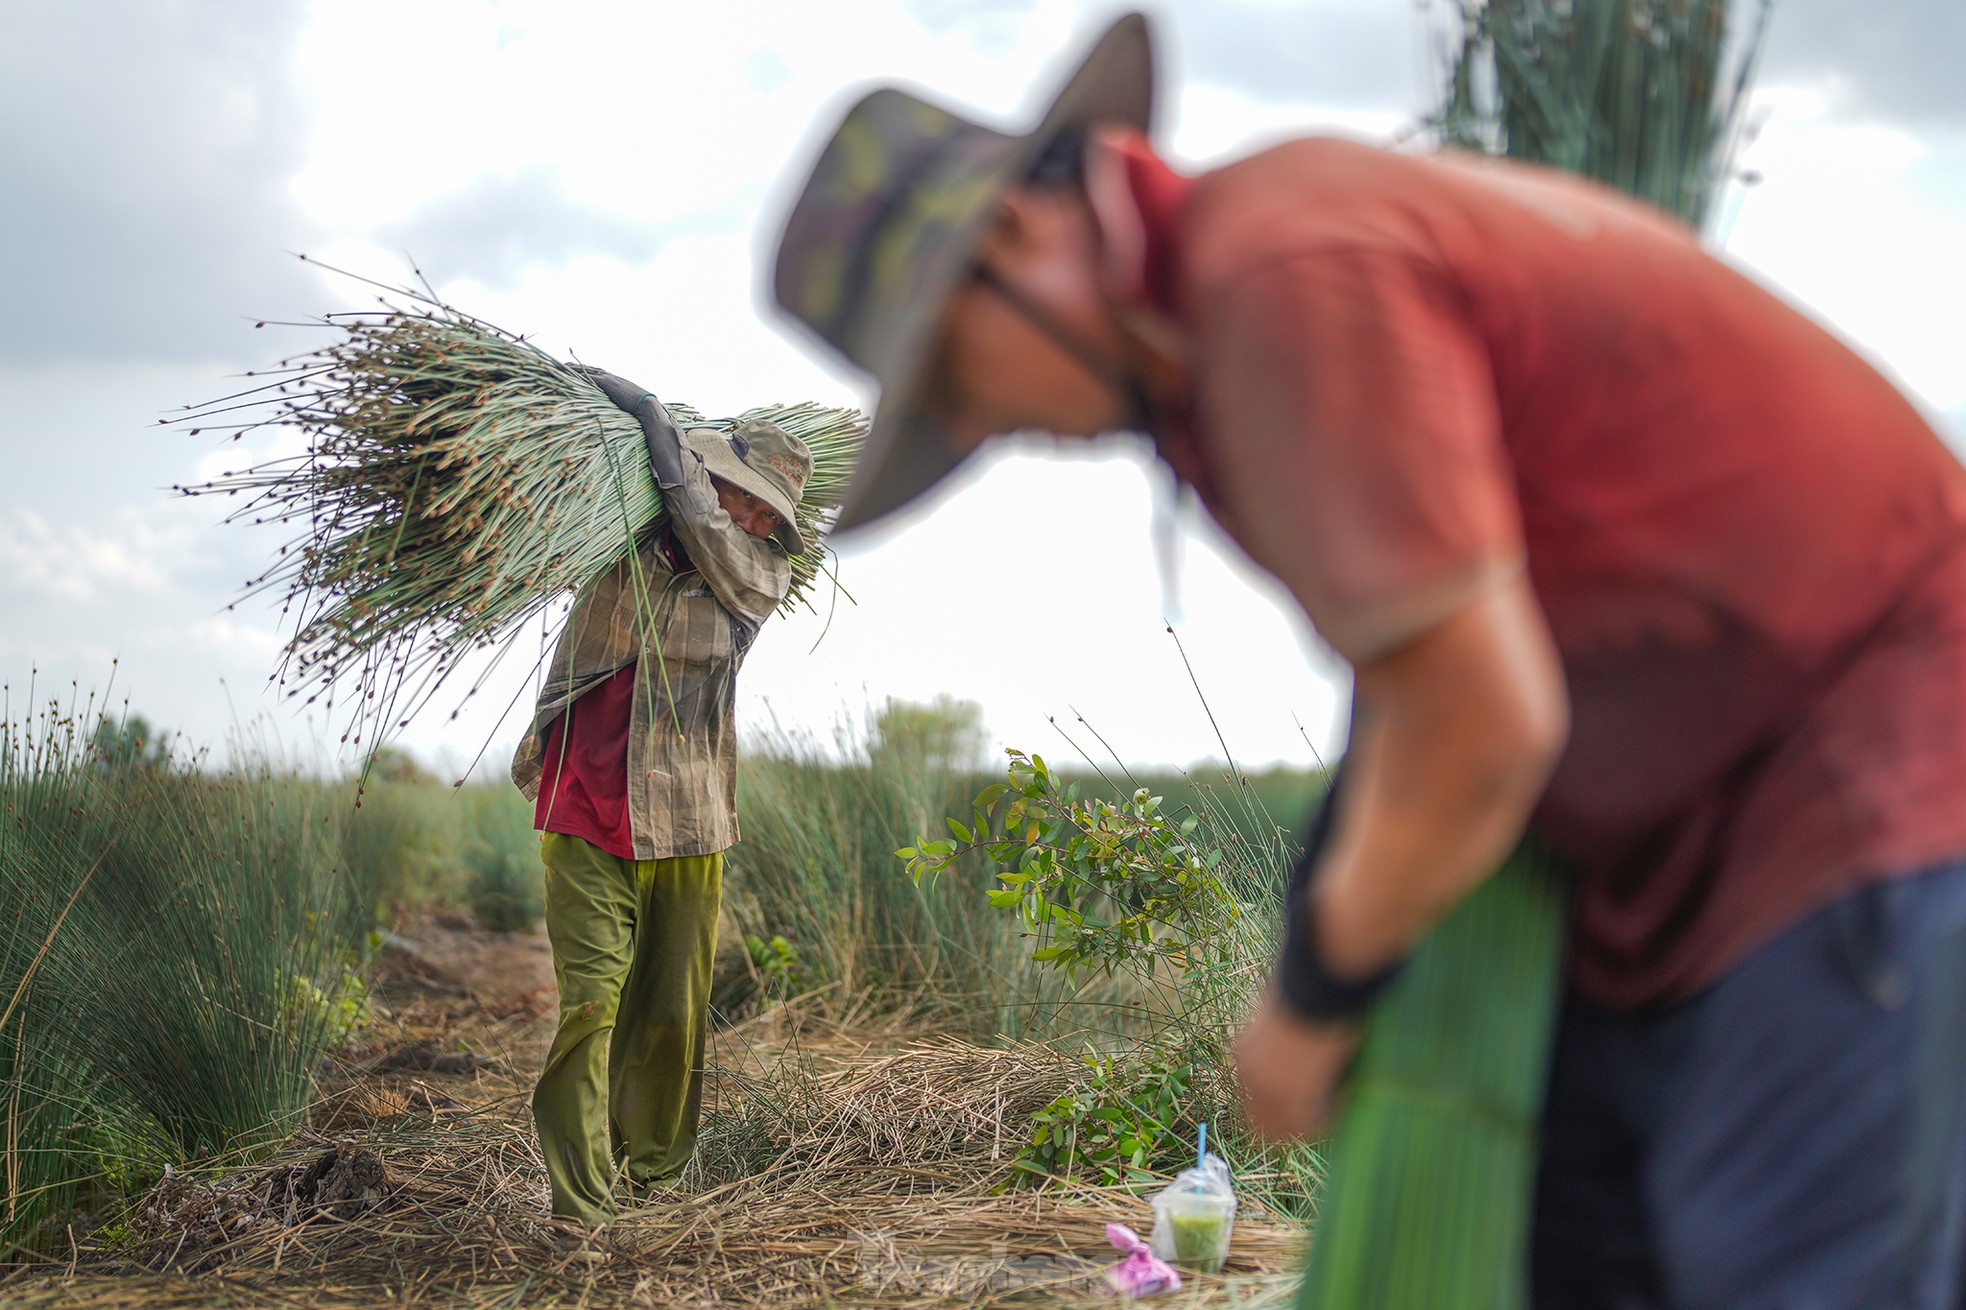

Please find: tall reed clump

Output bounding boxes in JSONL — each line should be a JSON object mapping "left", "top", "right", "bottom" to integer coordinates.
{"left": 729, "top": 720, "right": 1039, "bottom": 1032}
{"left": 0, "top": 687, "right": 376, "bottom": 1253}
{"left": 1436, "top": 0, "right": 1771, "bottom": 229}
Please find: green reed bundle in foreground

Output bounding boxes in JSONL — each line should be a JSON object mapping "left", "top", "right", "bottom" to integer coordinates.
{"left": 1296, "top": 848, "right": 1566, "bottom": 1308}
{"left": 176, "top": 272, "right": 864, "bottom": 747}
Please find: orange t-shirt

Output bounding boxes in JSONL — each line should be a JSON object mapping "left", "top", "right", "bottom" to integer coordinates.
{"left": 1128, "top": 136, "right": 1966, "bottom": 1008}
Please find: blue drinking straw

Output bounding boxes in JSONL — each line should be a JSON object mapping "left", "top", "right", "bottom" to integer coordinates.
{"left": 1197, "top": 1122, "right": 1208, "bottom": 1167}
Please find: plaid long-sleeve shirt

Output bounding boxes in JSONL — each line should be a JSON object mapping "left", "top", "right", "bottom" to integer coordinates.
{"left": 511, "top": 434, "right": 790, "bottom": 860}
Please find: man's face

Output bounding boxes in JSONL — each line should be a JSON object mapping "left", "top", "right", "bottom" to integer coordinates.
{"left": 712, "top": 476, "right": 786, "bottom": 540}
{"left": 926, "top": 186, "right": 1128, "bottom": 453}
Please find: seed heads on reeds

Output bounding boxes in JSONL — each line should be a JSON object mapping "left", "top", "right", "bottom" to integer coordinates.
{"left": 173, "top": 265, "right": 864, "bottom": 748}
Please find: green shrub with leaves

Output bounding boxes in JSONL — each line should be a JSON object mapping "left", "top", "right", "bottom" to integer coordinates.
{"left": 288, "top": 947, "right": 378, "bottom": 1048}
{"left": 902, "top": 741, "right": 1323, "bottom": 1200}
{"left": 1012, "top": 1045, "right": 1199, "bottom": 1189}
{"left": 901, "top": 750, "right": 1265, "bottom": 1046}
{"left": 901, "top": 752, "right": 1245, "bottom": 978}
{"left": 743, "top": 932, "right": 809, "bottom": 996}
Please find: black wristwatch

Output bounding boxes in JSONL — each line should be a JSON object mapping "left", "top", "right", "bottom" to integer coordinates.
{"left": 1271, "top": 770, "right": 1406, "bottom": 1023}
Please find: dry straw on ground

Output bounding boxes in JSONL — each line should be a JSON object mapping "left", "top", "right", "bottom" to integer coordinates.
{"left": 1, "top": 930, "right": 1307, "bottom": 1309}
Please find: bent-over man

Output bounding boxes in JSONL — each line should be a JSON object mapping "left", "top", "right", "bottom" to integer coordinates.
{"left": 769, "top": 15, "right": 1966, "bottom": 1307}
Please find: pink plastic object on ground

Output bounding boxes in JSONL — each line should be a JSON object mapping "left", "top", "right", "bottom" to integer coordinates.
{"left": 1104, "top": 1222, "right": 1183, "bottom": 1297}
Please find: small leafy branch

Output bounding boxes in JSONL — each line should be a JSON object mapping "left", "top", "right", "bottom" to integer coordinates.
{"left": 1012, "top": 1046, "right": 1198, "bottom": 1190}
{"left": 898, "top": 750, "right": 1246, "bottom": 984}
{"left": 897, "top": 743, "right": 1315, "bottom": 1200}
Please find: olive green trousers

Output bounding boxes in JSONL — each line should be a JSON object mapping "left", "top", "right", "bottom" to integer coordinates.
{"left": 533, "top": 833, "right": 723, "bottom": 1225}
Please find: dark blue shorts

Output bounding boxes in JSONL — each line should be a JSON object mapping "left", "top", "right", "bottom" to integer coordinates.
{"left": 1532, "top": 859, "right": 1966, "bottom": 1309}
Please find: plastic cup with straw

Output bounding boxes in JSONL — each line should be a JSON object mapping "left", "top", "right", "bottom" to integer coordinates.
{"left": 1153, "top": 1121, "right": 1237, "bottom": 1274}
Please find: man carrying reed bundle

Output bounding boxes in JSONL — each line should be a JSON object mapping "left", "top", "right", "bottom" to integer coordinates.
{"left": 511, "top": 371, "right": 811, "bottom": 1236}
{"left": 767, "top": 14, "right": 1966, "bottom": 1307}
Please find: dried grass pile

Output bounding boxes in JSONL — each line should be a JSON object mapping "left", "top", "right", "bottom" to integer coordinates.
{"left": 690, "top": 1039, "right": 1090, "bottom": 1191}
{"left": 3, "top": 1000, "right": 1303, "bottom": 1309}
{"left": 173, "top": 264, "right": 865, "bottom": 748}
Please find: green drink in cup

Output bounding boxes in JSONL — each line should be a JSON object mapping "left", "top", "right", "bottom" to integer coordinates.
{"left": 1151, "top": 1129, "right": 1238, "bottom": 1274}
{"left": 1164, "top": 1193, "right": 1235, "bottom": 1272}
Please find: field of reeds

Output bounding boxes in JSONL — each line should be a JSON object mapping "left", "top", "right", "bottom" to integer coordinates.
{"left": 0, "top": 690, "right": 542, "bottom": 1258}
{"left": 0, "top": 689, "right": 1328, "bottom": 1307}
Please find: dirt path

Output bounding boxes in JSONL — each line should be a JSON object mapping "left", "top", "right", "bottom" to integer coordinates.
{"left": 374, "top": 915, "right": 557, "bottom": 1015}
{"left": 0, "top": 923, "right": 1306, "bottom": 1309}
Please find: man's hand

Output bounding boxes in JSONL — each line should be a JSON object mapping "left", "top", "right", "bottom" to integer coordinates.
{"left": 581, "top": 367, "right": 688, "bottom": 491}
{"left": 1232, "top": 986, "right": 1361, "bottom": 1141}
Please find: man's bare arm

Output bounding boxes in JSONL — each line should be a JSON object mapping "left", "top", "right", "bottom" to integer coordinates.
{"left": 1314, "top": 573, "right": 1569, "bottom": 978}
{"left": 1235, "top": 574, "right": 1567, "bottom": 1139}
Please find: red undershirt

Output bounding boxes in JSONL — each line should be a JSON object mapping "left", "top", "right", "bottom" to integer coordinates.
{"left": 534, "top": 530, "right": 695, "bottom": 860}
{"left": 534, "top": 663, "right": 636, "bottom": 859}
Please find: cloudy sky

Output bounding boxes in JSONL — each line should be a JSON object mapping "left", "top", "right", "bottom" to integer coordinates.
{"left": 3, "top": 0, "right": 1963, "bottom": 778}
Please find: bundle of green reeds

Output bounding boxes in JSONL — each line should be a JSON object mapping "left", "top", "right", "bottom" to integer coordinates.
{"left": 1296, "top": 846, "right": 1566, "bottom": 1307}
{"left": 175, "top": 268, "right": 864, "bottom": 746}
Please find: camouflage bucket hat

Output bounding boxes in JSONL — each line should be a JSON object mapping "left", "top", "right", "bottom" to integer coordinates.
{"left": 771, "top": 12, "right": 1154, "bottom": 536}
{"left": 684, "top": 420, "right": 812, "bottom": 553}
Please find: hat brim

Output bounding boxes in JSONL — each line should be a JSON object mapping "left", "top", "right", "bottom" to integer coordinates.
{"left": 826, "top": 13, "right": 1154, "bottom": 537}
{"left": 686, "top": 429, "right": 808, "bottom": 554}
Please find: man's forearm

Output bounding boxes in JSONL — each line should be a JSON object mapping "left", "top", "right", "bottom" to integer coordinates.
{"left": 1310, "top": 577, "right": 1568, "bottom": 979}
{"left": 585, "top": 367, "right": 688, "bottom": 490}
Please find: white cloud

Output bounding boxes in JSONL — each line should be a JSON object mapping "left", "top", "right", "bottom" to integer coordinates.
{"left": 1726, "top": 87, "right": 1966, "bottom": 413}
{"left": 189, "top": 617, "right": 286, "bottom": 659}
{"left": 0, "top": 509, "right": 171, "bottom": 601}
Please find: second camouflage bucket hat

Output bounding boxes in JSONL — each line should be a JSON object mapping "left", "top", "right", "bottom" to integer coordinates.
{"left": 771, "top": 13, "right": 1155, "bottom": 535}
{"left": 683, "top": 420, "right": 812, "bottom": 553}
